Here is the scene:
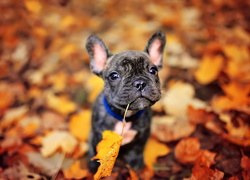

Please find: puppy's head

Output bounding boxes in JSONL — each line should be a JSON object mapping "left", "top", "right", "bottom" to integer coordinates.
{"left": 86, "top": 31, "right": 166, "bottom": 111}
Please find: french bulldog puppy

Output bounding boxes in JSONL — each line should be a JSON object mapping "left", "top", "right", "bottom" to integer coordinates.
{"left": 85, "top": 31, "right": 166, "bottom": 173}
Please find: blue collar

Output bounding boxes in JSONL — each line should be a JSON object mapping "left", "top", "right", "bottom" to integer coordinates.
{"left": 103, "top": 95, "right": 145, "bottom": 121}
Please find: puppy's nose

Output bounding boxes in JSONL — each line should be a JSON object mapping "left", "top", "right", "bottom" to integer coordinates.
{"left": 133, "top": 80, "right": 146, "bottom": 91}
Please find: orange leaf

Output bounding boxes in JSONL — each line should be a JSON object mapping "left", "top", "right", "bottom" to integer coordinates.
{"left": 48, "top": 71, "right": 67, "bottom": 92}
{"left": 194, "top": 55, "right": 224, "bottom": 84}
{"left": 46, "top": 92, "right": 76, "bottom": 115}
{"left": 69, "top": 110, "right": 91, "bottom": 141}
{"left": 0, "top": 84, "right": 14, "bottom": 114}
{"left": 241, "top": 154, "right": 250, "bottom": 171}
{"left": 128, "top": 168, "right": 139, "bottom": 180}
{"left": 92, "top": 130, "right": 123, "bottom": 180}
{"left": 60, "top": 43, "right": 78, "bottom": 58}
{"left": 86, "top": 75, "right": 104, "bottom": 103}
{"left": 60, "top": 15, "right": 78, "bottom": 30}
{"left": 174, "top": 137, "right": 201, "bottom": 165}
{"left": 187, "top": 106, "right": 215, "bottom": 124}
{"left": 144, "top": 138, "right": 170, "bottom": 171}
{"left": 212, "top": 82, "right": 250, "bottom": 111}
{"left": 190, "top": 150, "right": 222, "bottom": 180}
{"left": 223, "top": 44, "right": 250, "bottom": 82}
{"left": 63, "top": 160, "right": 89, "bottom": 179}
{"left": 219, "top": 113, "right": 250, "bottom": 147}
{"left": 24, "top": 0, "right": 42, "bottom": 14}
{"left": 71, "top": 141, "right": 88, "bottom": 159}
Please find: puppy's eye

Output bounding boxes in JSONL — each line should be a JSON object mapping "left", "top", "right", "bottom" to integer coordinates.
{"left": 149, "top": 67, "right": 158, "bottom": 75}
{"left": 109, "top": 72, "right": 120, "bottom": 81}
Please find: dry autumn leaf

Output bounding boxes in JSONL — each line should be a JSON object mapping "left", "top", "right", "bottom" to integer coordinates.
{"left": 69, "top": 110, "right": 91, "bottom": 142}
{"left": 194, "top": 54, "right": 224, "bottom": 84}
{"left": 219, "top": 113, "right": 250, "bottom": 147}
{"left": 187, "top": 150, "right": 223, "bottom": 180}
{"left": 241, "top": 154, "right": 250, "bottom": 171}
{"left": 24, "top": 0, "right": 42, "bottom": 14}
{"left": 41, "top": 131, "right": 78, "bottom": 157}
{"left": 60, "top": 15, "right": 78, "bottom": 30}
{"left": 47, "top": 71, "right": 67, "bottom": 92}
{"left": 18, "top": 115, "right": 40, "bottom": 137}
{"left": 63, "top": 160, "right": 89, "bottom": 179}
{"left": 187, "top": 106, "right": 215, "bottom": 125}
{"left": 45, "top": 92, "right": 77, "bottom": 115}
{"left": 162, "top": 81, "right": 206, "bottom": 116}
{"left": 60, "top": 43, "right": 78, "bottom": 58}
{"left": 223, "top": 44, "right": 250, "bottom": 82}
{"left": 151, "top": 116, "right": 196, "bottom": 142}
{"left": 175, "top": 137, "right": 201, "bottom": 165}
{"left": 144, "top": 137, "right": 171, "bottom": 171}
{"left": 86, "top": 75, "right": 104, "bottom": 103}
{"left": 212, "top": 81, "right": 250, "bottom": 111}
{"left": 92, "top": 130, "right": 123, "bottom": 180}
{"left": 71, "top": 141, "right": 88, "bottom": 159}
{"left": 2, "top": 106, "right": 29, "bottom": 129}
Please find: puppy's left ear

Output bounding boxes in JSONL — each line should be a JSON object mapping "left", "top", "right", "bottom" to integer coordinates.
{"left": 145, "top": 31, "right": 166, "bottom": 69}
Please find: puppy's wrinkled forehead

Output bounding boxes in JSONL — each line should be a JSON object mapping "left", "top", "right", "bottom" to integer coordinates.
{"left": 108, "top": 50, "right": 151, "bottom": 71}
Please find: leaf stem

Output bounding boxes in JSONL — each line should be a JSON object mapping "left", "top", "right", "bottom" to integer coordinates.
{"left": 121, "top": 103, "right": 130, "bottom": 136}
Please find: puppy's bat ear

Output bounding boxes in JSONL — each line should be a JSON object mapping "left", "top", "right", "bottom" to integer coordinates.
{"left": 85, "top": 35, "right": 112, "bottom": 76}
{"left": 144, "top": 31, "right": 166, "bottom": 69}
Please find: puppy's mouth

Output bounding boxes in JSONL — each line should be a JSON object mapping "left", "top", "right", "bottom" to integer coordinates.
{"left": 128, "top": 96, "right": 156, "bottom": 111}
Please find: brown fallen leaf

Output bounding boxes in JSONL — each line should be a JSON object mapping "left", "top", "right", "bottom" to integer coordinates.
{"left": 187, "top": 106, "right": 215, "bottom": 125}
{"left": 241, "top": 154, "right": 250, "bottom": 171}
{"left": 174, "top": 137, "right": 200, "bottom": 165}
{"left": 151, "top": 115, "right": 196, "bottom": 142}
{"left": 220, "top": 113, "right": 250, "bottom": 147}
{"left": 1, "top": 106, "right": 29, "bottom": 129}
{"left": 187, "top": 150, "right": 223, "bottom": 180}
{"left": 27, "top": 152, "right": 74, "bottom": 177}
{"left": 241, "top": 154, "right": 250, "bottom": 180}
{"left": 0, "top": 162, "right": 47, "bottom": 180}
{"left": 62, "top": 160, "right": 89, "bottom": 179}
{"left": 92, "top": 130, "right": 123, "bottom": 180}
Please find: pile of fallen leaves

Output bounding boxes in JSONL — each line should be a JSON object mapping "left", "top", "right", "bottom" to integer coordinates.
{"left": 0, "top": 0, "right": 250, "bottom": 179}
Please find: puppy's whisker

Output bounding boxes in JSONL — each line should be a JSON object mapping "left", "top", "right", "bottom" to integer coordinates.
{"left": 121, "top": 103, "right": 130, "bottom": 136}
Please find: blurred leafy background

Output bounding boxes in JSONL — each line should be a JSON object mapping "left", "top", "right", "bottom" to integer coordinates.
{"left": 0, "top": 0, "right": 250, "bottom": 179}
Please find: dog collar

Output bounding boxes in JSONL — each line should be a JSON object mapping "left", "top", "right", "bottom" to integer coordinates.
{"left": 103, "top": 95, "right": 145, "bottom": 121}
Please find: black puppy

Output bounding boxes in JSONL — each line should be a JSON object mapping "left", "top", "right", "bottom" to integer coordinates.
{"left": 85, "top": 31, "right": 166, "bottom": 173}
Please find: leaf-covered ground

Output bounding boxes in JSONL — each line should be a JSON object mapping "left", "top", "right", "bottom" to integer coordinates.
{"left": 0, "top": 0, "right": 250, "bottom": 179}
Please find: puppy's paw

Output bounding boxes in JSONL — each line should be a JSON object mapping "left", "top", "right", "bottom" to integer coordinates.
{"left": 114, "top": 121, "right": 137, "bottom": 145}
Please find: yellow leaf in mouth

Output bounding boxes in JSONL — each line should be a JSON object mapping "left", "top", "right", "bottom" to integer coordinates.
{"left": 92, "top": 130, "right": 123, "bottom": 180}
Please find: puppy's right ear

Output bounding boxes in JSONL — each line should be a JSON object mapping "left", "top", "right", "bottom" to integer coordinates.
{"left": 85, "top": 35, "right": 111, "bottom": 76}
